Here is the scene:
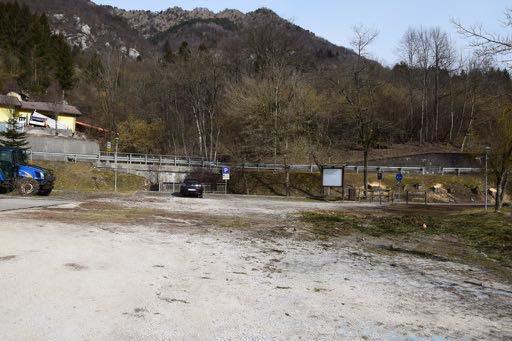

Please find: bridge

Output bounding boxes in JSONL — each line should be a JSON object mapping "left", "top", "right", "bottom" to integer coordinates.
{"left": 27, "top": 150, "right": 482, "bottom": 185}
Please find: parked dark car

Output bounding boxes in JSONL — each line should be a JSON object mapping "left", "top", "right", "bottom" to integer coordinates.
{"left": 180, "top": 179, "right": 204, "bottom": 198}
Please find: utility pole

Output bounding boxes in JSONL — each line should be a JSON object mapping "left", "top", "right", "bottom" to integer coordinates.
{"left": 114, "top": 136, "right": 119, "bottom": 192}
{"left": 484, "top": 146, "right": 490, "bottom": 210}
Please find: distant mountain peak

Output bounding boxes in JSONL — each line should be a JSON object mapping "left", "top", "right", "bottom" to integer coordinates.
{"left": 7, "top": 0, "right": 356, "bottom": 65}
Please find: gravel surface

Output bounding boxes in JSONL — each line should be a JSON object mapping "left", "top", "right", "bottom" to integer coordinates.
{"left": 0, "top": 194, "right": 510, "bottom": 340}
{"left": 0, "top": 197, "right": 72, "bottom": 211}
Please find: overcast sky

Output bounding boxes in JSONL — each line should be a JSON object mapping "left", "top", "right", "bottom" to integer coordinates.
{"left": 95, "top": 0, "right": 510, "bottom": 66}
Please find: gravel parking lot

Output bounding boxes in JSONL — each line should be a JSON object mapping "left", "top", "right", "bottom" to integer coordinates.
{"left": 0, "top": 197, "right": 72, "bottom": 211}
{"left": 0, "top": 194, "right": 510, "bottom": 340}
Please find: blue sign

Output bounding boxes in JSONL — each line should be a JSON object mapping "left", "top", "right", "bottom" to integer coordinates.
{"left": 395, "top": 173, "right": 403, "bottom": 182}
{"left": 222, "top": 167, "right": 230, "bottom": 180}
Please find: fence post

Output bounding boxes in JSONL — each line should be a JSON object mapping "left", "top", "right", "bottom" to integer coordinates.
{"left": 406, "top": 191, "right": 409, "bottom": 204}
{"left": 424, "top": 191, "right": 428, "bottom": 205}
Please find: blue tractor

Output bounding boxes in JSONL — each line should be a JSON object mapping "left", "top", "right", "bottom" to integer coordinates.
{"left": 0, "top": 148, "right": 55, "bottom": 196}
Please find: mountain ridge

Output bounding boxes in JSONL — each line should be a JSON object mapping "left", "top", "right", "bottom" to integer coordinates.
{"left": 1, "top": 0, "right": 357, "bottom": 64}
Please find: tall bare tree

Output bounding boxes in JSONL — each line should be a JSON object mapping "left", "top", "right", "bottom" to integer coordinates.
{"left": 341, "top": 25, "right": 380, "bottom": 198}
{"left": 429, "top": 27, "right": 454, "bottom": 141}
{"left": 398, "top": 28, "right": 419, "bottom": 134}
{"left": 455, "top": 7, "right": 512, "bottom": 211}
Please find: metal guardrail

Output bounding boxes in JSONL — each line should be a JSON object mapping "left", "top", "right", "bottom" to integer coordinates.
{"left": 27, "top": 151, "right": 482, "bottom": 174}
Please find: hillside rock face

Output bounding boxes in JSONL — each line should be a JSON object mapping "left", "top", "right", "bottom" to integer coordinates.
{"left": 112, "top": 5, "right": 354, "bottom": 64}
{"left": 5, "top": 0, "right": 151, "bottom": 57}
{"left": 2, "top": 0, "right": 355, "bottom": 64}
{"left": 111, "top": 7, "right": 246, "bottom": 38}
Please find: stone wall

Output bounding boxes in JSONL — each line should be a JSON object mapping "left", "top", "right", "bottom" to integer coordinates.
{"left": 27, "top": 135, "right": 99, "bottom": 161}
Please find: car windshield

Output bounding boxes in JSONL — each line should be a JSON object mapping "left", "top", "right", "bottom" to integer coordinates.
{"left": 185, "top": 180, "right": 199, "bottom": 185}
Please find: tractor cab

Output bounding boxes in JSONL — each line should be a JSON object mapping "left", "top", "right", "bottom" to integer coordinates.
{"left": 0, "top": 148, "right": 55, "bottom": 196}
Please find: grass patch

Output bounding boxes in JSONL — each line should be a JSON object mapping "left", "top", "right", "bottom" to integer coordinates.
{"left": 229, "top": 170, "right": 483, "bottom": 202}
{"left": 302, "top": 209, "right": 512, "bottom": 268}
{"left": 32, "top": 161, "right": 146, "bottom": 193}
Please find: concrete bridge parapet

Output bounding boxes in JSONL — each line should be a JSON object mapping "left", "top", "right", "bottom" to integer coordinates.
{"left": 97, "top": 161, "right": 221, "bottom": 184}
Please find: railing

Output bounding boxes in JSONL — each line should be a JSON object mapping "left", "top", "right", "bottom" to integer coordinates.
{"left": 27, "top": 150, "right": 483, "bottom": 174}
{"left": 159, "top": 182, "right": 227, "bottom": 194}
{"left": 203, "top": 182, "right": 228, "bottom": 194}
{"left": 391, "top": 191, "right": 428, "bottom": 204}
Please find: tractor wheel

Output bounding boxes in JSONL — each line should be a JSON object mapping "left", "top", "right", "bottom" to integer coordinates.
{"left": 17, "top": 178, "right": 40, "bottom": 196}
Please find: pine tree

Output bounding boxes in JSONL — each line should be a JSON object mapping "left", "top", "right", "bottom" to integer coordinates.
{"left": 178, "top": 41, "right": 191, "bottom": 61}
{"left": 162, "top": 40, "right": 175, "bottom": 64}
{"left": 53, "top": 34, "right": 75, "bottom": 91}
{"left": 0, "top": 117, "right": 29, "bottom": 149}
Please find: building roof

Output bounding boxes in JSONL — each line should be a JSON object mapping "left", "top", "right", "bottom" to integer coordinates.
{"left": 20, "top": 101, "right": 82, "bottom": 116}
{"left": 0, "top": 93, "right": 83, "bottom": 117}
{"left": 0, "top": 95, "right": 21, "bottom": 107}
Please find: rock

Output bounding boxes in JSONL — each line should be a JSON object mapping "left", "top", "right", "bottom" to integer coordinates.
{"left": 81, "top": 24, "right": 91, "bottom": 35}
{"left": 432, "top": 183, "right": 447, "bottom": 194}
{"left": 368, "top": 181, "right": 386, "bottom": 190}
{"left": 128, "top": 48, "right": 140, "bottom": 59}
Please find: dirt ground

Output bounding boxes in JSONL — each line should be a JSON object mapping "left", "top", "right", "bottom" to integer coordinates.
{"left": 0, "top": 194, "right": 511, "bottom": 340}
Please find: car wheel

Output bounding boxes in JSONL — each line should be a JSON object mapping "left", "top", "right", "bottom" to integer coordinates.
{"left": 17, "top": 178, "right": 40, "bottom": 196}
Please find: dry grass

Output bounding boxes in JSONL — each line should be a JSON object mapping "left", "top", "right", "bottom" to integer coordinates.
{"left": 32, "top": 161, "right": 147, "bottom": 193}
{"left": 302, "top": 206, "right": 512, "bottom": 282}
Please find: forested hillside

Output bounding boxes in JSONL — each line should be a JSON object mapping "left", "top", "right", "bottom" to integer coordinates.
{"left": 0, "top": 2, "right": 74, "bottom": 95}
{"left": 0, "top": 1, "right": 511, "bottom": 171}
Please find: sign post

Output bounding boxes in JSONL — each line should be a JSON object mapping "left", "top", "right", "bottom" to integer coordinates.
{"left": 222, "top": 167, "right": 230, "bottom": 194}
{"left": 106, "top": 141, "right": 112, "bottom": 162}
{"left": 377, "top": 170, "right": 383, "bottom": 204}
{"left": 322, "top": 166, "right": 344, "bottom": 199}
{"left": 395, "top": 172, "right": 403, "bottom": 203}
{"left": 114, "top": 137, "right": 119, "bottom": 192}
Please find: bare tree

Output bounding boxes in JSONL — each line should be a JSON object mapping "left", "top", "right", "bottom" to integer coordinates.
{"left": 429, "top": 27, "right": 453, "bottom": 141}
{"left": 453, "top": 9, "right": 512, "bottom": 61}
{"left": 416, "top": 29, "right": 431, "bottom": 145}
{"left": 454, "top": 7, "right": 512, "bottom": 211}
{"left": 398, "top": 28, "right": 419, "bottom": 134}
{"left": 343, "top": 25, "right": 380, "bottom": 199}
{"left": 86, "top": 51, "right": 123, "bottom": 133}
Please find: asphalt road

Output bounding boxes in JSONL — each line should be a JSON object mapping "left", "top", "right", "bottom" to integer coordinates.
{"left": 0, "top": 197, "right": 70, "bottom": 212}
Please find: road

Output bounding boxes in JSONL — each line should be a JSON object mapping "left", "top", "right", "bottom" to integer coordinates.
{"left": 0, "top": 197, "right": 70, "bottom": 211}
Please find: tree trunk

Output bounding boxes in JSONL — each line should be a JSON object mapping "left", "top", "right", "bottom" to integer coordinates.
{"left": 433, "top": 62, "right": 440, "bottom": 142}
{"left": 495, "top": 171, "right": 509, "bottom": 212}
{"left": 420, "top": 71, "right": 427, "bottom": 145}
{"left": 363, "top": 149, "right": 369, "bottom": 199}
{"left": 460, "top": 93, "right": 475, "bottom": 152}
{"left": 285, "top": 166, "right": 291, "bottom": 197}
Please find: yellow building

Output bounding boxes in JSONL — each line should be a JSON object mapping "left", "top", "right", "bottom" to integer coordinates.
{"left": 0, "top": 93, "right": 82, "bottom": 132}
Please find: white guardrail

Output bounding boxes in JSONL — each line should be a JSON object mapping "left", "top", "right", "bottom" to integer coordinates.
{"left": 27, "top": 151, "right": 482, "bottom": 174}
